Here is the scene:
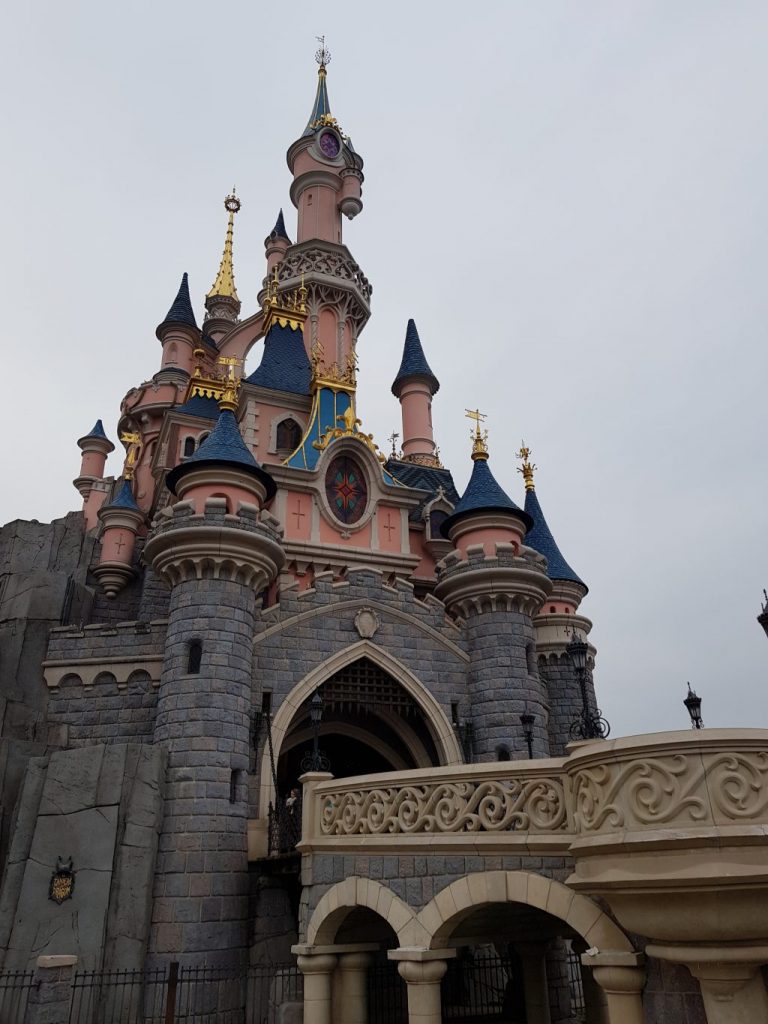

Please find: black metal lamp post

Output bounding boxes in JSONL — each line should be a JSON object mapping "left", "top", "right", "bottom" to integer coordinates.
{"left": 301, "top": 690, "right": 330, "bottom": 772}
{"left": 568, "top": 631, "right": 610, "bottom": 741}
{"left": 520, "top": 714, "right": 535, "bottom": 759}
{"left": 684, "top": 684, "right": 703, "bottom": 730}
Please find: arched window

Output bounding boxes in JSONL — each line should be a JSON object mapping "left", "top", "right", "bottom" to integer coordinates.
{"left": 183, "top": 436, "right": 195, "bottom": 458}
{"left": 197, "top": 432, "right": 210, "bottom": 448}
{"left": 187, "top": 640, "right": 203, "bottom": 674}
{"left": 496, "top": 745, "right": 511, "bottom": 761}
{"left": 276, "top": 418, "right": 302, "bottom": 454}
{"left": 429, "top": 509, "right": 448, "bottom": 537}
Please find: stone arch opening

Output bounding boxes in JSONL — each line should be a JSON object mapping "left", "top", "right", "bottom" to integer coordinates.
{"left": 258, "top": 640, "right": 462, "bottom": 815}
{"left": 276, "top": 656, "right": 441, "bottom": 797}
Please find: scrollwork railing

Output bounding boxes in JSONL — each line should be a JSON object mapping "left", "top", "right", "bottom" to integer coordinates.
{"left": 319, "top": 775, "right": 569, "bottom": 836}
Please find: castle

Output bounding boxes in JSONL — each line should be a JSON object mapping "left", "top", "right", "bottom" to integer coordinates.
{"left": 1, "top": 44, "right": 767, "bottom": 1024}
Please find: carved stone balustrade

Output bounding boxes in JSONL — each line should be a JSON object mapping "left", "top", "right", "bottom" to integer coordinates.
{"left": 565, "top": 729, "right": 768, "bottom": 945}
{"left": 298, "top": 759, "right": 575, "bottom": 856}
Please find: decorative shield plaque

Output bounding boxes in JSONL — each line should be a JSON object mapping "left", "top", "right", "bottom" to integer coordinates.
{"left": 49, "top": 857, "right": 75, "bottom": 904}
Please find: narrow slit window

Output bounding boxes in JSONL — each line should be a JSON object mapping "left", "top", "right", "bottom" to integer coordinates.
{"left": 187, "top": 640, "right": 203, "bottom": 674}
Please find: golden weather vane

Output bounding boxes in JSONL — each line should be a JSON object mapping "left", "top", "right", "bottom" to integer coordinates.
{"left": 465, "top": 408, "right": 489, "bottom": 461}
{"left": 516, "top": 441, "right": 537, "bottom": 490}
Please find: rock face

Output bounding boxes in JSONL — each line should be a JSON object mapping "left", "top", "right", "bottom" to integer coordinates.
{"left": 0, "top": 743, "right": 165, "bottom": 971}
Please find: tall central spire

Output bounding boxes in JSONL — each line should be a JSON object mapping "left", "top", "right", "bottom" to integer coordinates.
{"left": 304, "top": 36, "right": 338, "bottom": 135}
{"left": 205, "top": 190, "right": 241, "bottom": 324}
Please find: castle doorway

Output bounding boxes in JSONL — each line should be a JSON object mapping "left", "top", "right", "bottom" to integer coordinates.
{"left": 276, "top": 656, "right": 441, "bottom": 796}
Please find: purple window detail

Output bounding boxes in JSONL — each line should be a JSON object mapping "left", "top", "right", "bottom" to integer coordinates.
{"left": 319, "top": 131, "right": 340, "bottom": 158}
{"left": 325, "top": 455, "right": 367, "bottom": 525}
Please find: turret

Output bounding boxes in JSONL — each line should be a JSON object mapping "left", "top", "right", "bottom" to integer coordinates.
{"left": 156, "top": 272, "right": 200, "bottom": 378}
{"left": 74, "top": 420, "right": 114, "bottom": 499}
{"left": 391, "top": 319, "right": 441, "bottom": 468}
{"left": 516, "top": 445, "right": 597, "bottom": 756}
{"left": 287, "top": 41, "right": 364, "bottom": 246}
{"left": 144, "top": 380, "right": 284, "bottom": 967}
{"left": 92, "top": 479, "right": 145, "bottom": 598}
{"left": 205, "top": 190, "right": 242, "bottom": 330}
{"left": 264, "top": 209, "right": 291, "bottom": 276}
{"left": 435, "top": 415, "right": 552, "bottom": 760}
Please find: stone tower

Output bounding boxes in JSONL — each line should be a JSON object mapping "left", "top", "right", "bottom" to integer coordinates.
{"left": 435, "top": 422, "right": 552, "bottom": 759}
{"left": 144, "top": 394, "right": 284, "bottom": 966}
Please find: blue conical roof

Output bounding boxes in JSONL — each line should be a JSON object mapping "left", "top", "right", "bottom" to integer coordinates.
{"left": 105, "top": 479, "right": 140, "bottom": 511}
{"left": 441, "top": 457, "right": 532, "bottom": 537}
{"left": 269, "top": 209, "right": 291, "bottom": 243}
{"left": 246, "top": 322, "right": 311, "bottom": 396}
{"left": 166, "top": 409, "right": 276, "bottom": 500}
{"left": 392, "top": 320, "right": 440, "bottom": 396}
{"left": 303, "top": 69, "right": 331, "bottom": 135}
{"left": 524, "top": 487, "right": 586, "bottom": 588}
{"left": 84, "top": 419, "right": 108, "bottom": 440}
{"left": 159, "top": 272, "right": 198, "bottom": 331}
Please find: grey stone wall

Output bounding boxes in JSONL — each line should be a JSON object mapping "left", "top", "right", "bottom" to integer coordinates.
{"left": 149, "top": 575, "right": 257, "bottom": 968}
{"left": 47, "top": 672, "right": 158, "bottom": 746}
{"left": 464, "top": 610, "right": 550, "bottom": 760}
{"left": 0, "top": 743, "right": 165, "bottom": 972}
{"left": 255, "top": 567, "right": 468, "bottom": 750}
{"left": 540, "top": 654, "right": 598, "bottom": 757}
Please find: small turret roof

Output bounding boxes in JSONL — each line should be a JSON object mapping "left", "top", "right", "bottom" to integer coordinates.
{"left": 524, "top": 487, "right": 586, "bottom": 588}
{"left": 106, "top": 479, "right": 140, "bottom": 511}
{"left": 159, "top": 273, "right": 198, "bottom": 331}
{"left": 166, "top": 409, "right": 276, "bottom": 500}
{"left": 304, "top": 67, "right": 332, "bottom": 136}
{"left": 173, "top": 394, "right": 220, "bottom": 419}
{"left": 84, "top": 419, "right": 108, "bottom": 440}
{"left": 269, "top": 209, "right": 291, "bottom": 243}
{"left": 441, "top": 457, "right": 532, "bottom": 537}
{"left": 246, "top": 322, "right": 312, "bottom": 396}
{"left": 392, "top": 320, "right": 440, "bottom": 396}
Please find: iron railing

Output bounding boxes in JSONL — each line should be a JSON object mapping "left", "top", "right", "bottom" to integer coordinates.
{"left": 67, "top": 962, "right": 302, "bottom": 1024}
{"left": 0, "top": 970, "right": 34, "bottom": 1023}
{"left": 267, "top": 800, "right": 301, "bottom": 856}
{"left": 442, "top": 952, "right": 515, "bottom": 1020}
{"left": 566, "top": 946, "right": 586, "bottom": 1021}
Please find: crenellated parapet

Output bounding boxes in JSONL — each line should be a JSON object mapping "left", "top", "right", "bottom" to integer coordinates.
{"left": 144, "top": 497, "right": 285, "bottom": 590}
{"left": 435, "top": 543, "right": 552, "bottom": 619}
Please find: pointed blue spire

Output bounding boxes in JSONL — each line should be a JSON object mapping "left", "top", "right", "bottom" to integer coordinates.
{"left": 159, "top": 272, "right": 198, "bottom": 332}
{"left": 303, "top": 65, "right": 332, "bottom": 136}
{"left": 105, "top": 479, "right": 140, "bottom": 511}
{"left": 441, "top": 457, "right": 532, "bottom": 538}
{"left": 85, "top": 419, "right": 108, "bottom": 440}
{"left": 269, "top": 209, "right": 291, "bottom": 243}
{"left": 524, "top": 487, "right": 586, "bottom": 588}
{"left": 392, "top": 320, "right": 440, "bottom": 396}
{"left": 166, "top": 409, "right": 276, "bottom": 500}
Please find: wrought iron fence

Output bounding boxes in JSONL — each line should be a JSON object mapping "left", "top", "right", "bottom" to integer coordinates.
{"left": 267, "top": 799, "right": 301, "bottom": 856}
{"left": 442, "top": 951, "right": 516, "bottom": 1020}
{"left": 566, "top": 946, "right": 586, "bottom": 1021}
{"left": 0, "top": 970, "right": 34, "bottom": 1023}
{"left": 67, "top": 961, "right": 302, "bottom": 1024}
{"left": 368, "top": 958, "right": 407, "bottom": 1024}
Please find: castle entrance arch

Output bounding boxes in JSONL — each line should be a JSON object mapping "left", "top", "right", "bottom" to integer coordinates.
{"left": 259, "top": 640, "right": 462, "bottom": 817}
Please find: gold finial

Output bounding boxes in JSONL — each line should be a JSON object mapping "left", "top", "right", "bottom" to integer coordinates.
{"left": 465, "top": 408, "right": 489, "bottom": 461}
{"left": 207, "top": 189, "right": 241, "bottom": 302}
{"left": 119, "top": 431, "right": 142, "bottom": 481}
{"left": 261, "top": 266, "right": 309, "bottom": 334}
{"left": 516, "top": 441, "right": 537, "bottom": 490}
{"left": 216, "top": 356, "right": 242, "bottom": 412}
{"left": 315, "top": 35, "right": 331, "bottom": 71}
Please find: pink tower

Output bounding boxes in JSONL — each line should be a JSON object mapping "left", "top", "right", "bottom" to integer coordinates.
{"left": 392, "top": 319, "right": 441, "bottom": 467}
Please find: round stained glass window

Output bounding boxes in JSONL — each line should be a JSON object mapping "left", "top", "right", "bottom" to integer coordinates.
{"left": 319, "top": 130, "right": 341, "bottom": 158}
{"left": 325, "top": 455, "right": 367, "bottom": 525}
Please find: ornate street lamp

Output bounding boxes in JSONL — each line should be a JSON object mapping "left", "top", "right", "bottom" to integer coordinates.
{"left": 568, "top": 630, "right": 610, "bottom": 741}
{"left": 684, "top": 683, "right": 703, "bottom": 730}
{"left": 520, "top": 713, "right": 535, "bottom": 759}
{"left": 301, "top": 689, "right": 330, "bottom": 772}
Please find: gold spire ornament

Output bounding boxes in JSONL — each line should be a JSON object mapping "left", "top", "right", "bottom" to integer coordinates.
{"left": 216, "top": 357, "right": 242, "bottom": 412}
{"left": 262, "top": 267, "right": 309, "bottom": 334}
{"left": 465, "top": 408, "right": 489, "bottom": 461}
{"left": 207, "top": 189, "right": 241, "bottom": 303}
{"left": 119, "top": 431, "right": 143, "bottom": 480}
{"left": 516, "top": 442, "right": 537, "bottom": 490}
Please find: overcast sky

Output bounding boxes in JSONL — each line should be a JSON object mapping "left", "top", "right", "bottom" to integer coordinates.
{"left": 2, "top": 1, "right": 766, "bottom": 737}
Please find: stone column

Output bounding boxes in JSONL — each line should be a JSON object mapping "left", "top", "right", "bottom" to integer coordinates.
{"left": 144, "top": 499, "right": 284, "bottom": 965}
{"left": 516, "top": 942, "right": 552, "bottom": 1024}
{"left": 647, "top": 943, "right": 768, "bottom": 1024}
{"left": 436, "top": 546, "right": 552, "bottom": 760}
{"left": 24, "top": 955, "right": 78, "bottom": 1024}
{"left": 296, "top": 953, "right": 338, "bottom": 1024}
{"left": 584, "top": 952, "right": 645, "bottom": 1024}
{"left": 337, "top": 951, "right": 372, "bottom": 1024}
{"left": 389, "top": 950, "right": 454, "bottom": 1024}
